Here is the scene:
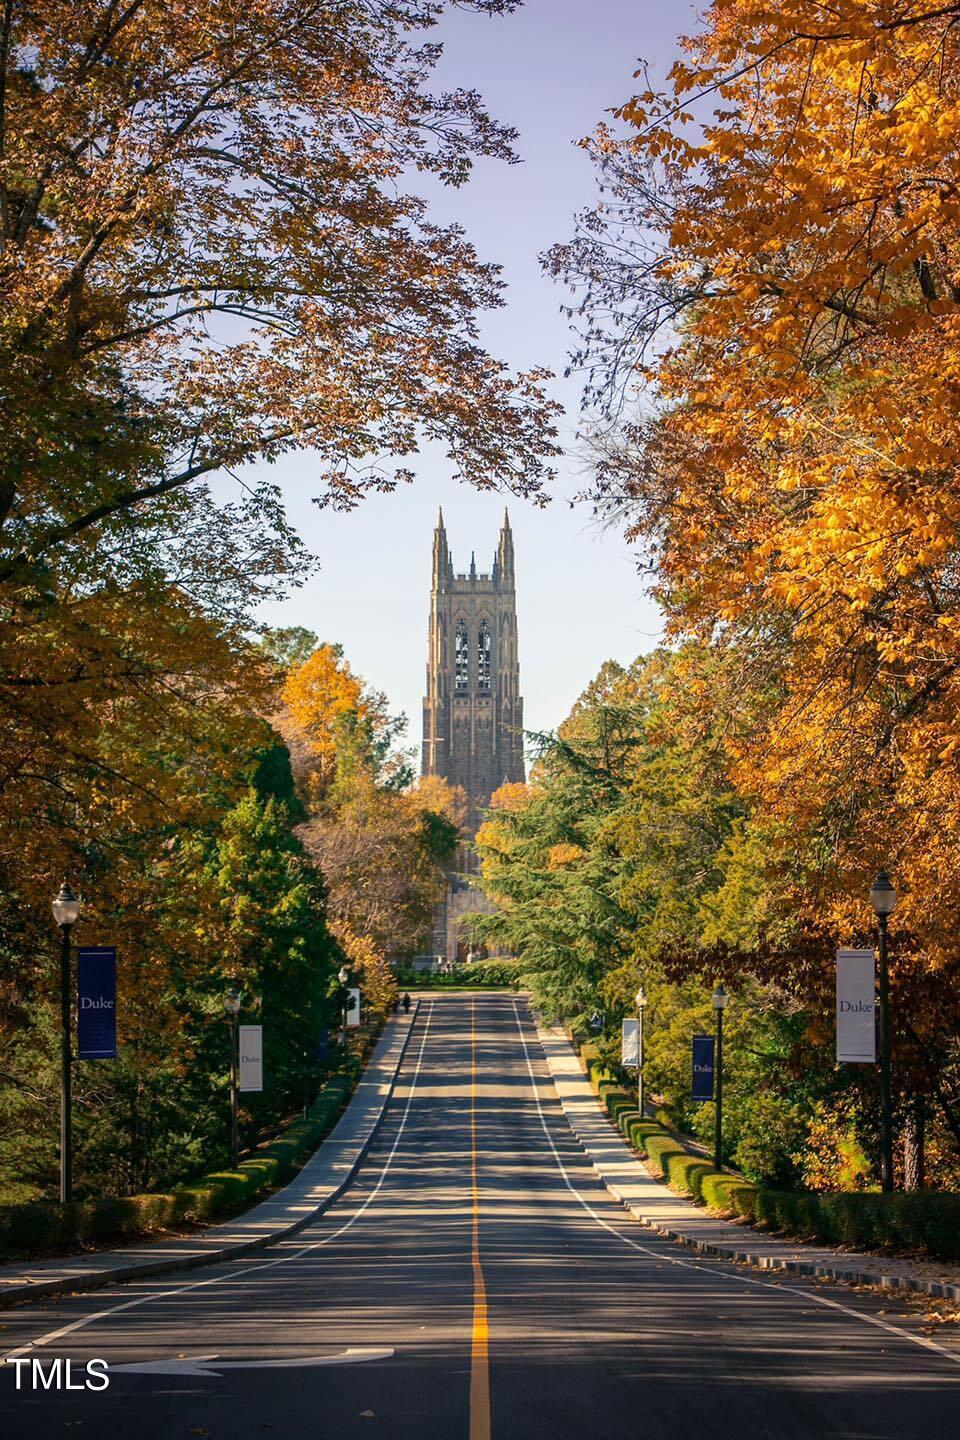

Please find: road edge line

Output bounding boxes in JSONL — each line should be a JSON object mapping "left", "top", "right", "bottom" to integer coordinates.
{"left": 0, "top": 1003, "right": 422, "bottom": 1311}
{"left": 541, "top": 1020, "right": 960, "bottom": 1308}
{"left": 514, "top": 1000, "right": 960, "bottom": 1371}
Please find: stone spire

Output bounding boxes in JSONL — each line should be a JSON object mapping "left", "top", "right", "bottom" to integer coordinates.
{"left": 432, "top": 507, "right": 451, "bottom": 590}
{"left": 496, "top": 507, "right": 515, "bottom": 587}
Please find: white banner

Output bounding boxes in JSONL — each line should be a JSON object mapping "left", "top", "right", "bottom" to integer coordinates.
{"left": 238, "top": 1024, "right": 263, "bottom": 1092}
{"left": 346, "top": 987, "right": 361, "bottom": 1028}
{"left": 836, "top": 949, "right": 876, "bottom": 1063}
{"left": 621, "top": 1018, "right": 639, "bottom": 1067}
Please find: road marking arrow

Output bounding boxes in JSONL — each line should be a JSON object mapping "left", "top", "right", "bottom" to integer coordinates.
{"left": 111, "top": 1347, "right": 394, "bottom": 1376}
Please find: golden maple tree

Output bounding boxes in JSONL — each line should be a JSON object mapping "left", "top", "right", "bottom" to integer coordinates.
{"left": 282, "top": 643, "right": 463, "bottom": 962}
{"left": 282, "top": 644, "right": 377, "bottom": 796}
{"left": 555, "top": 1, "right": 960, "bottom": 970}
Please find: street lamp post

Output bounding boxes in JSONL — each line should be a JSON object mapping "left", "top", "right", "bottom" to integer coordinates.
{"left": 51, "top": 882, "right": 81, "bottom": 1204}
{"left": 338, "top": 966, "right": 350, "bottom": 1051}
{"left": 635, "top": 986, "right": 647, "bottom": 1119}
{"left": 223, "top": 983, "right": 241, "bottom": 1169}
{"left": 712, "top": 985, "right": 728, "bottom": 1172}
{"left": 869, "top": 871, "right": 897, "bottom": 1194}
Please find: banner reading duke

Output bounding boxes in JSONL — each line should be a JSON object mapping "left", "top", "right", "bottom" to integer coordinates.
{"left": 77, "top": 947, "right": 117, "bottom": 1060}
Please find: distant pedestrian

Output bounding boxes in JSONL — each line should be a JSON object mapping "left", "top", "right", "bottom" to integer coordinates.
{"left": 402, "top": 992, "right": 411, "bottom": 1013}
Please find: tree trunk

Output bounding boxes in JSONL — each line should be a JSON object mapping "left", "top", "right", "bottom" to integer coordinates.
{"left": 903, "top": 1096, "right": 926, "bottom": 1192}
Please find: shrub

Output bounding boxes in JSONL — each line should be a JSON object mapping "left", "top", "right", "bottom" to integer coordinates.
{"left": 700, "top": 1172, "right": 757, "bottom": 1214}
{"left": 580, "top": 1042, "right": 600, "bottom": 1071}
{"left": 0, "top": 1075, "right": 351, "bottom": 1259}
{"left": 727, "top": 1091, "right": 806, "bottom": 1187}
{"left": 587, "top": 1059, "right": 609, "bottom": 1085}
{"left": 583, "top": 1038, "right": 960, "bottom": 1262}
{"left": 603, "top": 1088, "right": 637, "bottom": 1125}
{"left": 394, "top": 958, "right": 522, "bottom": 989}
{"left": 623, "top": 1117, "right": 662, "bottom": 1156}
{"left": 797, "top": 1104, "right": 872, "bottom": 1192}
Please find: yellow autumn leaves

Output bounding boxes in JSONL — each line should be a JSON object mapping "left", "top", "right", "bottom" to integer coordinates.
{"left": 553, "top": 3, "right": 960, "bottom": 990}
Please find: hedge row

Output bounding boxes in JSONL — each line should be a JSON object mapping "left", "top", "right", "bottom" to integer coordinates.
{"left": 0, "top": 1075, "right": 352, "bottom": 1258}
{"left": 395, "top": 961, "right": 522, "bottom": 990}
{"left": 725, "top": 1185, "right": 960, "bottom": 1260}
{"left": 582, "top": 1051, "right": 960, "bottom": 1263}
{"left": 394, "top": 977, "right": 517, "bottom": 991}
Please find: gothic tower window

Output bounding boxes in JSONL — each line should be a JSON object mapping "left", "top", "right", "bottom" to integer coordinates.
{"left": 478, "top": 620, "right": 491, "bottom": 691}
{"left": 455, "top": 620, "right": 469, "bottom": 690}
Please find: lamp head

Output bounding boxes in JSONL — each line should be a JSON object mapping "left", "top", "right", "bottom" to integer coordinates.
{"left": 338, "top": 966, "right": 350, "bottom": 986}
{"left": 635, "top": 986, "right": 646, "bottom": 1011}
{"left": 712, "top": 984, "right": 729, "bottom": 1011}
{"left": 51, "top": 881, "right": 80, "bottom": 929}
{"left": 223, "top": 983, "right": 241, "bottom": 1017}
{"left": 869, "top": 870, "right": 897, "bottom": 918}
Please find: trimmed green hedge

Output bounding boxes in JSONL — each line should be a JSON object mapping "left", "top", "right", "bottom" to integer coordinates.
{"left": 395, "top": 979, "right": 514, "bottom": 991}
{"left": 395, "top": 959, "right": 522, "bottom": 990}
{"left": 0, "top": 1075, "right": 351, "bottom": 1258}
{"left": 724, "top": 1186, "right": 960, "bottom": 1260}
{"left": 582, "top": 1046, "right": 960, "bottom": 1263}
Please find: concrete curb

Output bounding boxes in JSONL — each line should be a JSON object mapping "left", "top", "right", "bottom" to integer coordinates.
{"left": 0, "top": 1003, "right": 421, "bottom": 1309}
{"left": 537, "top": 1022, "right": 960, "bottom": 1306}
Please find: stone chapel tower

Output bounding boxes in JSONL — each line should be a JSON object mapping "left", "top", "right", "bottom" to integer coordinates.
{"left": 421, "top": 509, "right": 525, "bottom": 961}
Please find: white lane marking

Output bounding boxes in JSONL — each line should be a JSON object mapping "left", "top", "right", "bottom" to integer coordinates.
{"left": 511, "top": 1000, "right": 960, "bottom": 1372}
{"left": 111, "top": 1347, "right": 394, "bottom": 1375}
{"left": 2, "top": 1006, "right": 435, "bottom": 1363}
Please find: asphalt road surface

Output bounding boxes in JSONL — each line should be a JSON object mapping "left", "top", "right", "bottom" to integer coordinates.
{"left": 2, "top": 993, "right": 959, "bottom": 1440}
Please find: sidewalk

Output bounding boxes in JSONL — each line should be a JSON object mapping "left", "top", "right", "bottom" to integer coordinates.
{"left": 0, "top": 1004, "right": 419, "bottom": 1309}
{"left": 538, "top": 1022, "right": 960, "bottom": 1305}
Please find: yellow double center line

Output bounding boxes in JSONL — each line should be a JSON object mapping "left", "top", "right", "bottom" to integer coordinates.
{"left": 470, "top": 996, "right": 491, "bottom": 1440}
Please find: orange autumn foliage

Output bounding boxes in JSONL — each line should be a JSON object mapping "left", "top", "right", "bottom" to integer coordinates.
{"left": 330, "top": 922, "right": 398, "bottom": 1018}
{"left": 282, "top": 646, "right": 371, "bottom": 790}
{"left": 551, "top": 5, "right": 960, "bottom": 1014}
{"left": 475, "top": 782, "right": 532, "bottom": 864}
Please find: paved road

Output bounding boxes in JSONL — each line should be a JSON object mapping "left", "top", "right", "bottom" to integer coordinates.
{"left": 2, "top": 994, "right": 959, "bottom": 1439}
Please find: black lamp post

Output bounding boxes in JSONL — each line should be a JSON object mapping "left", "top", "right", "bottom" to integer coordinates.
{"left": 869, "top": 870, "right": 897, "bottom": 1193}
{"left": 51, "top": 882, "right": 81, "bottom": 1204}
{"left": 223, "top": 983, "right": 241, "bottom": 1169}
{"left": 338, "top": 966, "right": 350, "bottom": 1050}
{"left": 635, "top": 986, "right": 647, "bottom": 1119}
{"left": 712, "top": 984, "right": 728, "bottom": 1172}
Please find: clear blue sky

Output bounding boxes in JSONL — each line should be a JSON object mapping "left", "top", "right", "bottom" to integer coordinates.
{"left": 254, "top": 0, "right": 690, "bottom": 745}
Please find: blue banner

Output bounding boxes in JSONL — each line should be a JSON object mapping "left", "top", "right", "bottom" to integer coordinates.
{"left": 691, "top": 1033, "right": 715, "bottom": 1102}
{"left": 77, "top": 948, "right": 117, "bottom": 1059}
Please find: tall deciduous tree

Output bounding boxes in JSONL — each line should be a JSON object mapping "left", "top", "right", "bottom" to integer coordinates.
{"left": 283, "top": 643, "right": 461, "bottom": 963}
{"left": 549, "top": 1, "right": 960, "bottom": 1164}
{"left": 0, "top": 0, "right": 557, "bottom": 907}
{"left": 1, "top": 0, "right": 557, "bottom": 560}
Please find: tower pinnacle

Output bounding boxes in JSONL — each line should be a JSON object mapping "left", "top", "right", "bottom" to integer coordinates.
{"left": 496, "top": 508, "right": 515, "bottom": 585}
{"left": 432, "top": 508, "right": 451, "bottom": 590}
